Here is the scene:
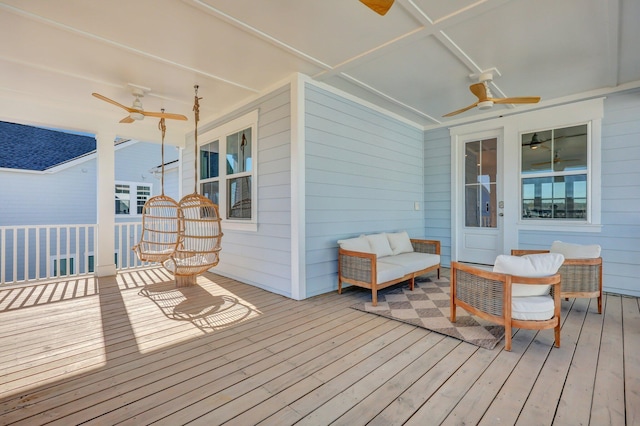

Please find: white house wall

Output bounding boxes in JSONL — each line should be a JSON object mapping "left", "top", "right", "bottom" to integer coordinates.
{"left": 183, "top": 86, "right": 294, "bottom": 297}
{"left": 304, "top": 84, "right": 425, "bottom": 298}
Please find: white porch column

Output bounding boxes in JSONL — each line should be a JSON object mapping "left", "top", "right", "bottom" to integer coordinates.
{"left": 95, "top": 131, "right": 117, "bottom": 277}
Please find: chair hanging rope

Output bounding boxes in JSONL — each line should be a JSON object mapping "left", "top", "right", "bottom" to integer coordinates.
{"left": 163, "top": 85, "right": 223, "bottom": 279}
{"left": 133, "top": 115, "right": 182, "bottom": 263}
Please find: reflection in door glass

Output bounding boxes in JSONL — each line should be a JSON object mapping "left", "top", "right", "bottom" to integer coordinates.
{"left": 464, "top": 138, "right": 497, "bottom": 228}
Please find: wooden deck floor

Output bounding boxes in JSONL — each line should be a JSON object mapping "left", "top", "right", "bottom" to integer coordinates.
{"left": 0, "top": 268, "right": 638, "bottom": 425}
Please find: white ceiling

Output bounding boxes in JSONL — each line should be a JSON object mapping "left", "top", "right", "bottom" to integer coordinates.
{"left": 1, "top": 0, "right": 639, "bottom": 144}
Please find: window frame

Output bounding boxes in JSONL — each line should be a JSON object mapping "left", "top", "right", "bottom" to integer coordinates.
{"left": 515, "top": 99, "right": 603, "bottom": 232}
{"left": 198, "top": 110, "right": 258, "bottom": 232}
{"left": 114, "top": 181, "right": 153, "bottom": 217}
{"left": 520, "top": 123, "right": 590, "bottom": 222}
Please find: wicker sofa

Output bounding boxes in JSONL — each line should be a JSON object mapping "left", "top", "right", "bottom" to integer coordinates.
{"left": 337, "top": 232, "right": 441, "bottom": 306}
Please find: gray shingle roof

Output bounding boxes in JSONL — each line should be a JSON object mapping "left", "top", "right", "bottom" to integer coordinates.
{"left": 0, "top": 121, "right": 96, "bottom": 171}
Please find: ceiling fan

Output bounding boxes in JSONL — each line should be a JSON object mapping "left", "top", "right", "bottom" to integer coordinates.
{"left": 443, "top": 73, "right": 541, "bottom": 117}
{"left": 360, "top": 0, "right": 394, "bottom": 16}
{"left": 92, "top": 85, "right": 187, "bottom": 123}
{"left": 523, "top": 133, "right": 550, "bottom": 150}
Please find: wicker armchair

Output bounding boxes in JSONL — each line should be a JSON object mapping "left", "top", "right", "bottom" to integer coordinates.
{"left": 450, "top": 260, "right": 562, "bottom": 351}
{"left": 512, "top": 246, "right": 603, "bottom": 314}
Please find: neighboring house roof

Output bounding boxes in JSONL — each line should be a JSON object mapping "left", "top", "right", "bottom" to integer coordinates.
{"left": 0, "top": 121, "right": 96, "bottom": 171}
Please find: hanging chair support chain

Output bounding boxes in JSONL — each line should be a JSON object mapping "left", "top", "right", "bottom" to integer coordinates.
{"left": 158, "top": 114, "right": 167, "bottom": 195}
{"left": 193, "top": 85, "right": 201, "bottom": 194}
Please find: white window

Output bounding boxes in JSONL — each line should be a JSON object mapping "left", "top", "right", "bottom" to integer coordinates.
{"left": 199, "top": 110, "right": 258, "bottom": 231}
{"left": 521, "top": 124, "right": 588, "bottom": 221}
{"left": 115, "top": 182, "right": 152, "bottom": 216}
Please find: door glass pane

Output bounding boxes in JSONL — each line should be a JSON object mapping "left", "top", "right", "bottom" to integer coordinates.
{"left": 464, "top": 139, "right": 497, "bottom": 228}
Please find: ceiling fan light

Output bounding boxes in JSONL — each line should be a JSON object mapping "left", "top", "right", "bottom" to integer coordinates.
{"left": 130, "top": 112, "right": 144, "bottom": 121}
{"left": 477, "top": 100, "right": 493, "bottom": 110}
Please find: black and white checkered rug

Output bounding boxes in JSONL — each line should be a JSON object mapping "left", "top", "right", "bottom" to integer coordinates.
{"left": 350, "top": 276, "right": 504, "bottom": 350}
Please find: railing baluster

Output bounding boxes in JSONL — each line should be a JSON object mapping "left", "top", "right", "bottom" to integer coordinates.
{"left": 1, "top": 222, "right": 145, "bottom": 285}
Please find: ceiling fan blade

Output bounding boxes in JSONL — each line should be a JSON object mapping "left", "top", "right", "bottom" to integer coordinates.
{"left": 360, "top": 0, "right": 394, "bottom": 15}
{"left": 443, "top": 102, "right": 479, "bottom": 117}
{"left": 469, "top": 83, "right": 488, "bottom": 101}
{"left": 142, "top": 111, "right": 188, "bottom": 121}
{"left": 119, "top": 116, "right": 135, "bottom": 124}
{"left": 92, "top": 93, "right": 133, "bottom": 112}
{"left": 493, "top": 96, "right": 541, "bottom": 104}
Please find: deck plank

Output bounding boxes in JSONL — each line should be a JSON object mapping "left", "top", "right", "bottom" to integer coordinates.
{"left": 622, "top": 296, "right": 640, "bottom": 426}
{"left": 591, "top": 295, "right": 626, "bottom": 425}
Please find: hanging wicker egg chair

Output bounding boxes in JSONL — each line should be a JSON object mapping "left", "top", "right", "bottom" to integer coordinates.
{"left": 162, "top": 193, "right": 222, "bottom": 278}
{"left": 133, "top": 116, "right": 182, "bottom": 264}
{"left": 162, "top": 85, "right": 223, "bottom": 286}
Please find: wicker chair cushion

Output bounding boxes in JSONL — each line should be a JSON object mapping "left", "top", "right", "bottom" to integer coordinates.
{"left": 550, "top": 240, "right": 601, "bottom": 259}
{"left": 387, "top": 231, "right": 414, "bottom": 255}
{"left": 337, "top": 236, "right": 372, "bottom": 253}
{"left": 379, "top": 252, "right": 440, "bottom": 276}
{"left": 365, "top": 233, "right": 394, "bottom": 258}
{"left": 512, "top": 295, "right": 555, "bottom": 320}
{"left": 493, "top": 253, "right": 564, "bottom": 297}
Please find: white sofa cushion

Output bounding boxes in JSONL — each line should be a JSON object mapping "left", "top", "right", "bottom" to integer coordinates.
{"left": 375, "top": 261, "right": 407, "bottom": 284}
{"left": 493, "top": 253, "right": 564, "bottom": 297}
{"left": 337, "top": 235, "right": 372, "bottom": 253}
{"left": 550, "top": 240, "right": 601, "bottom": 259}
{"left": 387, "top": 231, "right": 414, "bottom": 255}
{"left": 379, "top": 252, "right": 440, "bottom": 276}
{"left": 512, "top": 295, "right": 555, "bottom": 321}
{"left": 366, "top": 233, "right": 394, "bottom": 258}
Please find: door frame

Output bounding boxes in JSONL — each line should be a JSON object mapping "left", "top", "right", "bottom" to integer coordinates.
{"left": 450, "top": 125, "right": 517, "bottom": 264}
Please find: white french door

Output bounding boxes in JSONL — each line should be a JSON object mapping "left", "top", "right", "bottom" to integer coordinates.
{"left": 453, "top": 131, "right": 504, "bottom": 265}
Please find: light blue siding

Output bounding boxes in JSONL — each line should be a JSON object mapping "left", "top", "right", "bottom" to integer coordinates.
{"left": 185, "top": 86, "right": 293, "bottom": 297}
{"left": 424, "top": 127, "right": 452, "bottom": 266}
{"left": 304, "top": 84, "right": 424, "bottom": 297}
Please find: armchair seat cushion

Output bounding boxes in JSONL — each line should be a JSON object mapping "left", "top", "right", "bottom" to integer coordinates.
{"left": 512, "top": 295, "right": 555, "bottom": 321}
{"left": 379, "top": 252, "right": 441, "bottom": 276}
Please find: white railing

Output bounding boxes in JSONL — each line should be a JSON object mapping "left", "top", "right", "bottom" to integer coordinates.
{"left": 0, "top": 222, "right": 154, "bottom": 286}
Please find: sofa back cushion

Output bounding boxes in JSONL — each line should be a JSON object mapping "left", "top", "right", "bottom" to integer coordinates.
{"left": 386, "top": 231, "right": 414, "bottom": 255}
{"left": 493, "top": 253, "right": 564, "bottom": 297}
{"left": 550, "top": 240, "right": 601, "bottom": 259}
{"left": 365, "top": 233, "right": 394, "bottom": 258}
{"left": 337, "top": 235, "right": 372, "bottom": 253}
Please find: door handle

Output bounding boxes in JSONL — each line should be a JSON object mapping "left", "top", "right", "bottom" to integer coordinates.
{"left": 499, "top": 213, "right": 504, "bottom": 216}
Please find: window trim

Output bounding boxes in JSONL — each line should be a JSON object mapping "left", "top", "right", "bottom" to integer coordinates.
{"left": 198, "top": 110, "right": 258, "bottom": 232}
{"left": 114, "top": 181, "right": 153, "bottom": 217}
{"left": 515, "top": 99, "right": 603, "bottom": 232}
